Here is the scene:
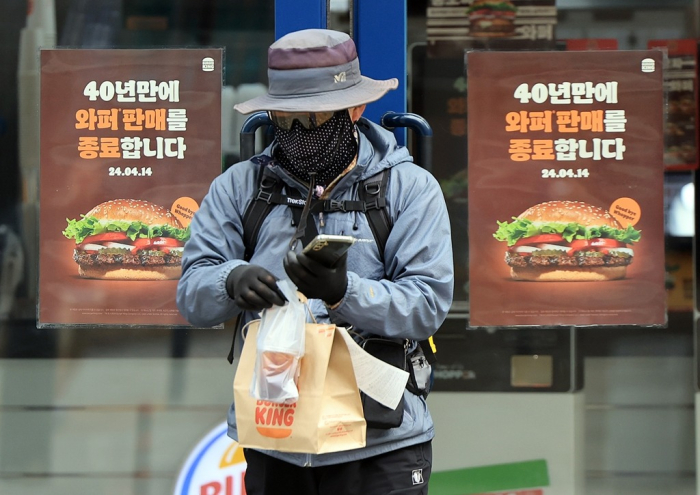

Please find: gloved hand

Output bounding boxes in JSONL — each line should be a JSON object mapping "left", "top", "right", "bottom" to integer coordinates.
{"left": 226, "top": 264, "right": 287, "bottom": 312}
{"left": 283, "top": 250, "right": 347, "bottom": 305}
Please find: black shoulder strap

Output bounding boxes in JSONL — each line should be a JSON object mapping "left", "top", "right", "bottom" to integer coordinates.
{"left": 287, "top": 187, "right": 320, "bottom": 248}
{"left": 358, "top": 169, "right": 391, "bottom": 261}
{"left": 241, "top": 159, "right": 283, "bottom": 261}
{"left": 357, "top": 169, "right": 436, "bottom": 364}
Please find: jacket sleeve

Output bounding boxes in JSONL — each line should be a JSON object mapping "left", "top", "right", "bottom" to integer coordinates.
{"left": 329, "top": 164, "right": 454, "bottom": 341}
{"left": 176, "top": 170, "right": 249, "bottom": 328}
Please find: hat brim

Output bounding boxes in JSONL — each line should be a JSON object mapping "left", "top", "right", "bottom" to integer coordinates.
{"left": 233, "top": 76, "right": 399, "bottom": 114}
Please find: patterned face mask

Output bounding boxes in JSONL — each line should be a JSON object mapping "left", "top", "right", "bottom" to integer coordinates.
{"left": 273, "top": 110, "right": 358, "bottom": 187}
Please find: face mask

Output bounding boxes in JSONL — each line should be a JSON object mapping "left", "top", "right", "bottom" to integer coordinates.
{"left": 273, "top": 110, "right": 358, "bottom": 187}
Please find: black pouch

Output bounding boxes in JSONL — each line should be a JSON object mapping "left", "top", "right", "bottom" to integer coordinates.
{"left": 360, "top": 338, "right": 407, "bottom": 429}
{"left": 406, "top": 345, "right": 432, "bottom": 398}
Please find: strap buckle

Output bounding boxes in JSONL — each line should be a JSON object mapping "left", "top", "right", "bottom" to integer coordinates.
{"left": 255, "top": 190, "right": 273, "bottom": 204}
{"left": 327, "top": 199, "right": 346, "bottom": 212}
{"left": 363, "top": 198, "right": 385, "bottom": 211}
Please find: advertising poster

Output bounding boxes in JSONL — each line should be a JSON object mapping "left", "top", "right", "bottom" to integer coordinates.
{"left": 467, "top": 50, "right": 666, "bottom": 327}
{"left": 648, "top": 39, "right": 699, "bottom": 171}
{"left": 38, "top": 49, "right": 222, "bottom": 327}
{"left": 564, "top": 39, "right": 618, "bottom": 51}
{"left": 426, "top": 0, "right": 557, "bottom": 57}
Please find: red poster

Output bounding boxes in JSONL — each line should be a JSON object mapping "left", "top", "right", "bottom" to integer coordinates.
{"left": 467, "top": 50, "right": 666, "bottom": 327}
{"left": 648, "top": 39, "right": 699, "bottom": 171}
{"left": 38, "top": 49, "right": 222, "bottom": 327}
{"left": 565, "top": 39, "right": 618, "bottom": 51}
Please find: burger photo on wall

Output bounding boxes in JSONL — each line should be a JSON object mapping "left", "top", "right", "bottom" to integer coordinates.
{"left": 62, "top": 199, "right": 190, "bottom": 280}
{"left": 467, "top": 0, "right": 518, "bottom": 38}
{"left": 493, "top": 200, "right": 642, "bottom": 281}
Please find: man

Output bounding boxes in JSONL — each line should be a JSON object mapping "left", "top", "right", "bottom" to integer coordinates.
{"left": 177, "top": 29, "right": 453, "bottom": 495}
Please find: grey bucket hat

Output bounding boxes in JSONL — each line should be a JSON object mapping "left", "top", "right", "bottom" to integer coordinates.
{"left": 234, "top": 29, "right": 399, "bottom": 114}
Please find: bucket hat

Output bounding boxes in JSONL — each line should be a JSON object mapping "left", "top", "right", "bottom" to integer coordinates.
{"left": 234, "top": 29, "right": 399, "bottom": 114}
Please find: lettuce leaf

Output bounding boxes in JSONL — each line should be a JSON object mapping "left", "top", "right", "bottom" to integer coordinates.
{"left": 493, "top": 217, "right": 641, "bottom": 247}
{"left": 63, "top": 215, "right": 190, "bottom": 244}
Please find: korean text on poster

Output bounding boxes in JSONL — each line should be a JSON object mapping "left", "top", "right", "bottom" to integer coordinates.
{"left": 467, "top": 50, "right": 666, "bottom": 327}
{"left": 39, "top": 49, "right": 223, "bottom": 328}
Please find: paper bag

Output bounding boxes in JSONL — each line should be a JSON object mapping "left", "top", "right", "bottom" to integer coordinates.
{"left": 234, "top": 321, "right": 367, "bottom": 454}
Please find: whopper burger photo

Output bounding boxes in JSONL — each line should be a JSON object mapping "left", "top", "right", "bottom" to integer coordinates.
{"left": 493, "top": 200, "right": 642, "bottom": 282}
{"left": 62, "top": 199, "right": 190, "bottom": 280}
{"left": 467, "top": 0, "right": 518, "bottom": 38}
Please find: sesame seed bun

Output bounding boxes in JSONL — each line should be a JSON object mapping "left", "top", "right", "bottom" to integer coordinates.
{"left": 517, "top": 200, "right": 622, "bottom": 229}
{"left": 510, "top": 266, "right": 628, "bottom": 282}
{"left": 86, "top": 199, "right": 183, "bottom": 229}
{"left": 78, "top": 265, "right": 182, "bottom": 281}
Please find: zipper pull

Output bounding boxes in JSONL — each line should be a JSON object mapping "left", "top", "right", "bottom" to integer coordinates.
{"left": 319, "top": 211, "right": 325, "bottom": 228}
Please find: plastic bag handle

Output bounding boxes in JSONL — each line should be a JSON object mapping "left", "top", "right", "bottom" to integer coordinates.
{"left": 241, "top": 319, "right": 256, "bottom": 341}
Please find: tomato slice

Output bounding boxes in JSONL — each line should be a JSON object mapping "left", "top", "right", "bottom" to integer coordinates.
{"left": 513, "top": 234, "right": 565, "bottom": 247}
{"left": 567, "top": 239, "right": 590, "bottom": 253}
{"left": 133, "top": 237, "right": 183, "bottom": 250}
{"left": 79, "top": 232, "right": 129, "bottom": 245}
{"left": 567, "top": 238, "right": 625, "bottom": 255}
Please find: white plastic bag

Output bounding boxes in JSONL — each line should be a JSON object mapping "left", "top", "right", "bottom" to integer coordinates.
{"left": 250, "top": 279, "right": 306, "bottom": 404}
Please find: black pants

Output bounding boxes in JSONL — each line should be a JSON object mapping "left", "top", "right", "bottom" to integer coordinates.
{"left": 244, "top": 441, "right": 432, "bottom": 495}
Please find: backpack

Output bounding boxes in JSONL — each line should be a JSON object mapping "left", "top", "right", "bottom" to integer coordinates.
{"left": 241, "top": 155, "right": 391, "bottom": 262}
{"left": 228, "top": 155, "right": 436, "bottom": 366}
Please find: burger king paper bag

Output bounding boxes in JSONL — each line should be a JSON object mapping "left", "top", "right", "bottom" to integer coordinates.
{"left": 234, "top": 321, "right": 366, "bottom": 454}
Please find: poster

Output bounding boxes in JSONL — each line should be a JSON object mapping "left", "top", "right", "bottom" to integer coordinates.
{"left": 648, "top": 39, "right": 699, "bottom": 171}
{"left": 467, "top": 50, "right": 666, "bottom": 327}
{"left": 426, "top": 0, "right": 557, "bottom": 57}
{"left": 564, "top": 39, "right": 618, "bottom": 51}
{"left": 38, "top": 49, "right": 222, "bottom": 327}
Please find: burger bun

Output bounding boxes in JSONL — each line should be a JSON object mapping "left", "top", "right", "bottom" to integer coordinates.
{"left": 511, "top": 266, "right": 628, "bottom": 282}
{"left": 78, "top": 265, "right": 182, "bottom": 281}
{"left": 517, "top": 200, "right": 622, "bottom": 229}
{"left": 86, "top": 198, "right": 183, "bottom": 229}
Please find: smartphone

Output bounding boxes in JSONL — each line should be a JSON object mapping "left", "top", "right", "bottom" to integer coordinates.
{"left": 301, "top": 234, "right": 355, "bottom": 267}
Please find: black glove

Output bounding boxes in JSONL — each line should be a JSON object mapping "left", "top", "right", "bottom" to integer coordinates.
{"left": 226, "top": 264, "right": 287, "bottom": 312}
{"left": 283, "top": 250, "right": 347, "bottom": 305}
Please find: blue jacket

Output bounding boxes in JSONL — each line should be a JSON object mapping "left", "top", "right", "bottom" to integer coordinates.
{"left": 176, "top": 117, "right": 454, "bottom": 466}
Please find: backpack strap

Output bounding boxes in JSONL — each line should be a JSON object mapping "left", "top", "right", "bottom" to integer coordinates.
{"left": 356, "top": 169, "right": 437, "bottom": 365}
{"left": 287, "top": 187, "right": 319, "bottom": 249}
{"left": 358, "top": 169, "right": 391, "bottom": 261}
{"left": 241, "top": 157, "right": 281, "bottom": 261}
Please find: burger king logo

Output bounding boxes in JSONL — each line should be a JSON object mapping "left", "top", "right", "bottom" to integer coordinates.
{"left": 173, "top": 422, "right": 247, "bottom": 495}
{"left": 255, "top": 400, "right": 296, "bottom": 438}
